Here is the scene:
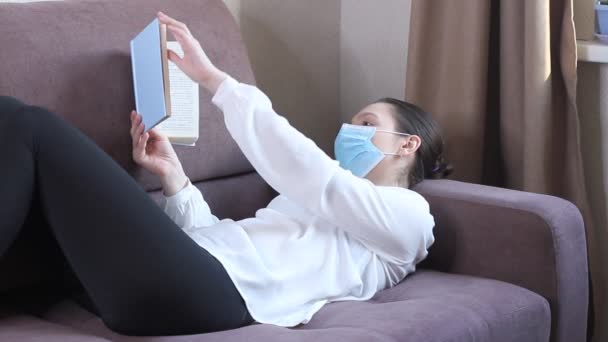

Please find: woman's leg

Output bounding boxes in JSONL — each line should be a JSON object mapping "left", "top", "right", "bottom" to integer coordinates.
{"left": 0, "top": 96, "right": 253, "bottom": 336}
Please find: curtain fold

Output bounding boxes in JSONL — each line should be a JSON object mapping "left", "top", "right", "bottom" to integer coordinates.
{"left": 406, "top": 0, "right": 604, "bottom": 341}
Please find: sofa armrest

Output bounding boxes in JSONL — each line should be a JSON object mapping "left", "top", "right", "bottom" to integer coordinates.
{"left": 412, "top": 179, "right": 588, "bottom": 342}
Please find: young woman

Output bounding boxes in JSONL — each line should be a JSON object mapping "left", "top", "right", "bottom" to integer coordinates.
{"left": 0, "top": 12, "right": 451, "bottom": 337}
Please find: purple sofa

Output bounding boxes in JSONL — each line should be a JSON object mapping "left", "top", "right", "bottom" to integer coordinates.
{"left": 0, "top": 0, "right": 588, "bottom": 341}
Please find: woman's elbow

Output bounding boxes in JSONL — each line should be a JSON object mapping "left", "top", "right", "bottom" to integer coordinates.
{"left": 397, "top": 215, "right": 435, "bottom": 263}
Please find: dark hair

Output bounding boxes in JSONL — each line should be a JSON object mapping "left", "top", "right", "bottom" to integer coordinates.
{"left": 374, "top": 97, "right": 453, "bottom": 188}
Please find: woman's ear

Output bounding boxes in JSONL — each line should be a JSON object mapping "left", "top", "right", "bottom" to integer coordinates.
{"left": 401, "top": 135, "right": 421, "bottom": 156}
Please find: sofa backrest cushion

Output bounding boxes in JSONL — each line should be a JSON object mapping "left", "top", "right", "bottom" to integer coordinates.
{"left": 0, "top": 0, "right": 274, "bottom": 293}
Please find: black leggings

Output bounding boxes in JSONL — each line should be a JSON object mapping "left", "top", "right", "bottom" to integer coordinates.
{"left": 0, "top": 96, "right": 254, "bottom": 336}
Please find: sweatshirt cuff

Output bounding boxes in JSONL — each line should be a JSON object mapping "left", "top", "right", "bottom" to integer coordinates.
{"left": 163, "top": 178, "right": 194, "bottom": 207}
{"left": 211, "top": 75, "right": 240, "bottom": 108}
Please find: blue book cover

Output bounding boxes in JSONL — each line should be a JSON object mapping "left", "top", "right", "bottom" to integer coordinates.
{"left": 130, "top": 18, "right": 171, "bottom": 133}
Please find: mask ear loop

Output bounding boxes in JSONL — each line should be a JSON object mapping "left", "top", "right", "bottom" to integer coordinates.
{"left": 375, "top": 129, "right": 411, "bottom": 137}
{"left": 375, "top": 130, "right": 412, "bottom": 156}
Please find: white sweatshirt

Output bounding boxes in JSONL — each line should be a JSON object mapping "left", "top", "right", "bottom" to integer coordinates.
{"left": 161, "top": 76, "right": 436, "bottom": 327}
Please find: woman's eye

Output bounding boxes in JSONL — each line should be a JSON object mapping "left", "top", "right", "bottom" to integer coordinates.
{"left": 363, "top": 121, "right": 373, "bottom": 126}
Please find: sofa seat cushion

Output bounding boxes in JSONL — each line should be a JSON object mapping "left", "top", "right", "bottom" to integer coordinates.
{"left": 37, "top": 270, "right": 550, "bottom": 342}
{"left": 0, "top": 308, "right": 109, "bottom": 341}
{"left": 298, "top": 270, "right": 551, "bottom": 342}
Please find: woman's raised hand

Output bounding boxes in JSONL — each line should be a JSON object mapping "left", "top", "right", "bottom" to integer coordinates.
{"left": 130, "top": 110, "right": 188, "bottom": 196}
{"left": 158, "top": 11, "right": 227, "bottom": 94}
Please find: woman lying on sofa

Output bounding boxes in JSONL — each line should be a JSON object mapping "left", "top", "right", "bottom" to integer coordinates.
{"left": 0, "top": 11, "right": 452, "bottom": 337}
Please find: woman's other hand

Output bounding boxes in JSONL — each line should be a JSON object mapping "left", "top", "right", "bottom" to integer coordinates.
{"left": 130, "top": 110, "right": 188, "bottom": 196}
{"left": 158, "top": 11, "right": 227, "bottom": 94}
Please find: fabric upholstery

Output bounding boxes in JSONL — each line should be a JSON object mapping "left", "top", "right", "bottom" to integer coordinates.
{"left": 0, "top": 0, "right": 256, "bottom": 188}
{"left": 0, "top": 309, "right": 109, "bottom": 341}
{"left": 413, "top": 179, "right": 588, "bottom": 342}
{"left": 41, "top": 271, "right": 550, "bottom": 342}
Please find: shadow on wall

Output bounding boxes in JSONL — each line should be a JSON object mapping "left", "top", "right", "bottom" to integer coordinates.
{"left": 339, "top": 37, "right": 375, "bottom": 122}
{"left": 237, "top": 3, "right": 341, "bottom": 155}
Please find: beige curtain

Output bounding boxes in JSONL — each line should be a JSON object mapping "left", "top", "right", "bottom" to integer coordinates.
{"left": 406, "top": 0, "right": 604, "bottom": 340}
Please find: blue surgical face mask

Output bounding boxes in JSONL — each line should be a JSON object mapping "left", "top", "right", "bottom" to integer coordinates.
{"left": 334, "top": 123, "right": 411, "bottom": 177}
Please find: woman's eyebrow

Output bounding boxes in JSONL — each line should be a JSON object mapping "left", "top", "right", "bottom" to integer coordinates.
{"left": 358, "top": 112, "right": 379, "bottom": 120}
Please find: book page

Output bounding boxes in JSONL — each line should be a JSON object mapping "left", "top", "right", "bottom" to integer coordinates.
{"left": 155, "top": 41, "right": 199, "bottom": 146}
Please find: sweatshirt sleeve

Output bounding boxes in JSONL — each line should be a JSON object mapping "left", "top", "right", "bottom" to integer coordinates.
{"left": 212, "top": 76, "right": 435, "bottom": 265}
{"left": 162, "top": 178, "right": 220, "bottom": 230}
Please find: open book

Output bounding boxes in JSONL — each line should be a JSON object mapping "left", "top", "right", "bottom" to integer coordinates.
{"left": 130, "top": 18, "right": 199, "bottom": 146}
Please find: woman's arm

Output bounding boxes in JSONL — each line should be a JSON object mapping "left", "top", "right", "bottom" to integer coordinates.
{"left": 162, "top": 178, "right": 220, "bottom": 230}
{"left": 158, "top": 11, "right": 435, "bottom": 264}
{"left": 212, "top": 77, "right": 435, "bottom": 265}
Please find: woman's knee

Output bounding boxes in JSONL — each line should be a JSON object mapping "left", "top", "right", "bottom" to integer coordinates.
{"left": 0, "top": 99, "right": 35, "bottom": 136}
{"left": 5, "top": 103, "right": 64, "bottom": 132}
{"left": 0, "top": 101, "right": 64, "bottom": 152}
{"left": 0, "top": 96, "right": 27, "bottom": 117}
{"left": 1, "top": 98, "right": 73, "bottom": 133}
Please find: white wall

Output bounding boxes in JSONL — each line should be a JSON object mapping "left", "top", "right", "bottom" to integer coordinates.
{"left": 225, "top": 0, "right": 412, "bottom": 152}
{"left": 222, "top": 0, "right": 240, "bottom": 26}
{"left": 237, "top": 0, "right": 341, "bottom": 154}
{"left": 339, "top": 0, "right": 412, "bottom": 122}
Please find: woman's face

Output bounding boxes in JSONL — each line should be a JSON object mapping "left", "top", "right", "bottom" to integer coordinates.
{"left": 350, "top": 102, "right": 420, "bottom": 186}
{"left": 351, "top": 102, "right": 402, "bottom": 153}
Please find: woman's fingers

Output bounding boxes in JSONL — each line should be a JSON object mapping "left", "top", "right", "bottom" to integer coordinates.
{"left": 130, "top": 111, "right": 145, "bottom": 150}
{"left": 130, "top": 111, "right": 157, "bottom": 166}
{"left": 130, "top": 114, "right": 137, "bottom": 140}
{"left": 135, "top": 119, "right": 145, "bottom": 140}
{"left": 131, "top": 114, "right": 141, "bottom": 139}
{"left": 167, "top": 49, "right": 183, "bottom": 65}
{"left": 158, "top": 11, "right": 190, "bottom": 34}
{"left": 167, "top": 24, "right": 192, "bottom": 44}
{"left": 168, "top": 21, "right": 190, "bottom": 36}
{"left": 134, "top": 132, "right": 149, "bottom": 163}
{"left": 148, "top": 127, "right": 167, "bottom": 140}
{"left": 130, "top": 110, "right": 136, "bottom": 136}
